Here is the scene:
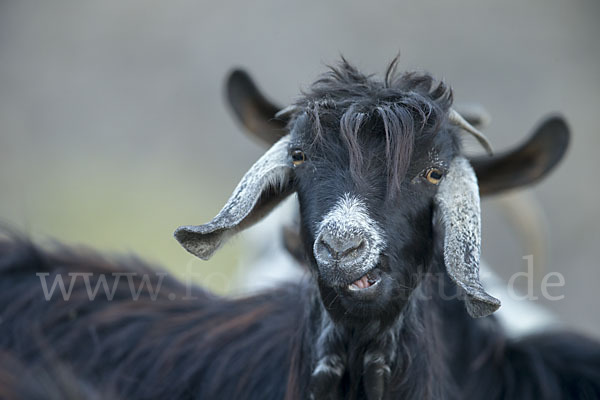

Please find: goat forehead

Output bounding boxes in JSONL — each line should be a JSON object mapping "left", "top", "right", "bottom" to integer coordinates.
{"left": 295, "top": 109, "right": 454, "bottom": 191}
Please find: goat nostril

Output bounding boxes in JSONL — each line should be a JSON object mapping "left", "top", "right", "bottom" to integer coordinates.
{"left": 319, "top": 239, "right": 336, "bottom": 258}
{"left": 339, "top": 240, "right": 365, "bottom": 258}
{"left": 317, "top": 233, "right": 366, "bottom": 261}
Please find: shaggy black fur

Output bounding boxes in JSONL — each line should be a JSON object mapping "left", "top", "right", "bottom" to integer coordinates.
{"left": 1, "top": 237, "right": 599, "bottom": 399}
{"left": 0, "top": 236, "right": 303, "bottom": 399}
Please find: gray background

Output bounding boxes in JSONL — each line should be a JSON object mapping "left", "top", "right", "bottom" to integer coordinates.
{"left": 0, "top": 1, "right": 598, "bottom": 335}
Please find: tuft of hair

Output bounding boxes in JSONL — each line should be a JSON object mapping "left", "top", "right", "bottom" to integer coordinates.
{"left": 294, "top": 56, "right": 454, "bottom": 194}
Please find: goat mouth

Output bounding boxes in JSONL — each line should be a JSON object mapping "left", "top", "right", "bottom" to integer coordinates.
{"left": 346, "top": 269, "right": 381, "bottom": 292}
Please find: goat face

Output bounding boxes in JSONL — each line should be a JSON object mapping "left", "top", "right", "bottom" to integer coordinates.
{"left": 175, "top": 60, "right": 500, "bottom": 325}
{"left": 288, "top": 109, "right": 459, "bottom": 322}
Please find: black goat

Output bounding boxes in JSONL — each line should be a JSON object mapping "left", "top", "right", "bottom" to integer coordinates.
{"left": 1, "top": 58, "right": 598, "bottom": 399}
{"left": 0, "top": 236, "right": 300, "bottom": 399}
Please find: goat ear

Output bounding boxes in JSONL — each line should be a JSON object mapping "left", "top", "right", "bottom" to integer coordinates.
{"left": 470, "top": 115, "right": 569, "bottom": 196}
{"left": 226, "top": 69, "right": 289, "bottom": 145}
{"left": 434, "top": 157, "right": 501, "bottom": 318}
{"left": 175, "top": 136, "right": 294, "bottom": 259}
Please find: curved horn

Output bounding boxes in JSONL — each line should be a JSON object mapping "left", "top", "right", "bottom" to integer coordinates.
{"left": 274, "top": 105, "right": 300, "bottom": 120}
{"left": 175, "top": 136, "right": 294, "bottom": 260}
{"left": 448, "top": 109, "right": 494, "bottom": 156}
{"left": 434, "top": 156, "right": 501, "bottom": 318}
{"left": 453, "top": 103, "right": 491, "bottom": 129}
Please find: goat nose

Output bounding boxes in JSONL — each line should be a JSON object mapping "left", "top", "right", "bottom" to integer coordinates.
{"left": 315, "top": 231, "right": 365, "bottom": 262}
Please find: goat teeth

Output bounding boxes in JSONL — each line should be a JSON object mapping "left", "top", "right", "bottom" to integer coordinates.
{"left": 348, "top": 275, "right": 372, "bottom": 290}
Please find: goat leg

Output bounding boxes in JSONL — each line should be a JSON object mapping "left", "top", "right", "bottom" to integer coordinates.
{"left": 362, "top": 330, "right": 396, "bottom": 400}
{"left": 309, "top": 354, "right": 345, "bottom": 400}
{"left": 362, "top": 351, "right": 391, "bottom": 400}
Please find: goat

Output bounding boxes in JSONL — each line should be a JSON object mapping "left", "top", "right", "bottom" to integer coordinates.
{"left": 1, "top": 58, "right": 598, "bottom": 399}
{"left": 0, "top": 236, "right": 299, "bottom": 399}
{"left": 177, "top": 58, "right": 599, "bottom": 398}
{"left": 226, "top": 69, "right": 563, "bottom": 336}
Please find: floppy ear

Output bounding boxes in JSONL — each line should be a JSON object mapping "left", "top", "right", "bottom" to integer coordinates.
{"left": 174, "top": 136, "right": 295, "bottom": 259}
{"left": 226, "top": 69, "right": 288, "bottom": 145}
{"left": 470, "top": 115, "right": 569, "bottom": 195}
{"left": 434, "top": 157, "right": 501, "bottom": 318}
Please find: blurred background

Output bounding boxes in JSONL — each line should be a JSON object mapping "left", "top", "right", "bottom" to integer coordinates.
{"left": 0, "top": 0, "right": 598, "bottom": 335}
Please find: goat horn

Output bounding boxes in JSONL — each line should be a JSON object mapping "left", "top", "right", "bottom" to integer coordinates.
{"left": 448, "top": 109, "right": 494, "bottom": 156}
{"left": 275, "top": 105, "right": 299, "bottom": 120}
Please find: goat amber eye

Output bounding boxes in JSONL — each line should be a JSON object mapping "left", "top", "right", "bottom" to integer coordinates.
{"left": 425, "top": 168, "right": 443, "bottom": 184}
{"left": 291, "top": 150, "right": 305, "bottom": 166}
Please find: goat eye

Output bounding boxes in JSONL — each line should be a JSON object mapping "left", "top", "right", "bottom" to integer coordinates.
{"left": 425, "top": 168, "right": 443, "bottom": 185}
{"left": 291, "top": 150, "right": 306, "bottom": 166}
